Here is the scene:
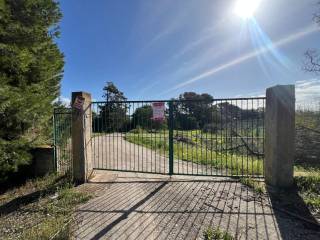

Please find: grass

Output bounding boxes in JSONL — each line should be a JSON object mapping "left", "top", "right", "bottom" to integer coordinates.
{"left": 0, "top": 173, "right": 91, "bottom": 240}
{"left": 239, "top": 177, "right": 265, "bottom": 194}
{"left": 125, "top": 131, "right": 264, "bottom": 176}
{"left": 203, "top": 227, "right": 234, "bottom": 240}
{"left": 294, "top": 167, "right": 320, "bottom": 212}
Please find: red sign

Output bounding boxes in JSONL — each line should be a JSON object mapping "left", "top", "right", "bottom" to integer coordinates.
{"left": 73, "top": 96, "right": 85, "bottom": 110}
{"left": 152, "top": 102, "right": 165, "bottom": 121}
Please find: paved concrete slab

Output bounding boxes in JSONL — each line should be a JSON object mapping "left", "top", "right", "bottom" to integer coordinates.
{"left": 71, "top": 171, "right": 320, "bottom": 240}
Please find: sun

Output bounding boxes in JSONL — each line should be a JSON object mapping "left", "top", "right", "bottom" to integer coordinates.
{"left": 234, "top": 0, "right": 261, "bottom": 19}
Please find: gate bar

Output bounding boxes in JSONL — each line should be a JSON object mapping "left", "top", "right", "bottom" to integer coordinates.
{"left": 169, "top": 101, "right": 174, "bottom": 175}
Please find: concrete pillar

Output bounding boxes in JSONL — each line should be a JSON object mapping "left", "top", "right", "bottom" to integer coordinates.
{"left": 32, "top": 145, "right": 54, "bottom": 176}
{"left": 71, "top": 92, "right": 93, "bottom": 183}
{"left": 265, "top": 85, "right": 295, "bottom": 188}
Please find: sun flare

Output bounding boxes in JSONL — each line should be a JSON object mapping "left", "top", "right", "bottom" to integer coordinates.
{"left": 234, "top": 0, "right": 261, "bottom": 19}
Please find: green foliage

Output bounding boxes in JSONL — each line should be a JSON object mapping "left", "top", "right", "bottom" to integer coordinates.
{"left": 174, "top": 92, "right": 213, "bottom": 129}
{"left": 125, "top": 131, "right": 264, "bottom": 176}
{"left": 131, "top": 105, "right": 167, "bottom": 130}
{"left": 129, "top": 125, "right": 145, "bottom": 134}
{"left": 203, "top": 123, "right": 218, "bottom": 133}
{"left": 0, "top": 138, "right": 31, "bottom": 181}
{"left": 240, "top": 177, "right": 265, "bottom": 194}
{"left": 93, "top": 82, "right": 128, "bottom": 132}
{"left": 203, "top": 227, "right": 234, "bottom": 240}
{"left": 0, "top": 0, "right": 64, "bottom": 179}
{"left": 294, "top": 169, "right": 320, "bottom": 211}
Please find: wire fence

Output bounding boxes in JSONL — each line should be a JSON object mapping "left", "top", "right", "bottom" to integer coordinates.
{"left": 295, "top": 98, "right": 320, "bottom": 168}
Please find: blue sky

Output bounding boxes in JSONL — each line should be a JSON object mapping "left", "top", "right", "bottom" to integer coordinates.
{"left": 57, "top": 0, "right": 320, "bottom": 103}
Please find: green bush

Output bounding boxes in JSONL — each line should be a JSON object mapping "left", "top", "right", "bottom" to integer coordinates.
{"left": 129, "top": 125, "right": 145, "bottom": 134}
{"left": 203, "top": 227, "right": 234, "bottom": 240}
{"left": 203, "top": 123, "right": 218, "bottom": 133}
{"left": 0, "top": 139, "right": 32, "bottom": 181}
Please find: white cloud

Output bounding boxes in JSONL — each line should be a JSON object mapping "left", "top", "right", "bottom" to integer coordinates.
{"left": 54, "top": 96, "right": 71, "bottom": 107}
{"left": 295, "top": 79, "right": 320, "bottom": 109}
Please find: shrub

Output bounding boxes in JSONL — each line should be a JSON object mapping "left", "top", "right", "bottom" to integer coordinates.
{"left": 203, "top": 227, "right": 234, "bottom": 240}
{"left": 0, "top": 139, "right": 32, "bottom": 182}
{"left": 203, "top": 123, "right": 218, "bottom": 133}
{"left": 129, "top": 125, "right": 145, "bottom": 134}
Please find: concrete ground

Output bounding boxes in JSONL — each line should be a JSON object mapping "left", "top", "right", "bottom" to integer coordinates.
{"left": 71, "top": 171, "right": 320, "bottom": 240}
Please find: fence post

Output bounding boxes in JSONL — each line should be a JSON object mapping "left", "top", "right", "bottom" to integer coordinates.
{"left": 52, "top": 110, "right": 57, "bottom": 172}
{"left": 168, "top": 101, "right": 174, "bottom": 175}
{"left": 265, "top": 85, "right": 295, "bottom": 188}
{"left": 71, "top": 92, "right": 93, "bottom": 183}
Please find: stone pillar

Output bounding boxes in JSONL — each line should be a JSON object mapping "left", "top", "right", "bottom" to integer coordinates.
{"left": 265, "top": 85, "right": 295, "bottom": 188}
{"left": 71, "top": 92, "right": 93, "bottom": 183}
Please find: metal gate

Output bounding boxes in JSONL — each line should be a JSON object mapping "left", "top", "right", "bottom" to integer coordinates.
{"left": 91, "top": 97, "right": 265, "bottom": 177}
{"left": 53, "top": 108, "right": 72, "bottom": 175}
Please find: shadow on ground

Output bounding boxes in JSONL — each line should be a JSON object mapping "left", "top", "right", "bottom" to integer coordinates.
{"left": 72, "top": 171, "right": 319, "bottom": 240}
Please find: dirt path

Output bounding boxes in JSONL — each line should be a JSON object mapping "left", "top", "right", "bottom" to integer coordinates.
{"left": 72, "top": 171, "right": 320, "bottom": 240}
{"left": 92, "top": 134, "right": 220, "bottom": 176}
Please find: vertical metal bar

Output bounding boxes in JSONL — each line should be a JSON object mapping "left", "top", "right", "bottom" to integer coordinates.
{"left": 133, "top": 102, "right": 136, "bottom": 171}
{"left": 120, "top": 102, "right": 123, "bottom": 170}
{"left": 205, "top": 101, "right": 208, "bottom": 175}
{"left": 128, "top": 103, "right": 131, "bottom": 171}
{"left": 251, "top": 99, "right": 254, "bottom": 176}
{"left": 230, "top": 100, "right": 233, "bottom": 175}
{"left": 246, "top": 99, "right": 249, "bottom": 177}
{"left": 220, "top": 100, "right": 223, "bottom": 175}
{"left": 187, "top": 104, "right": 189, "bottom": 175}
{"left": 53, "top": 111, "right": 57, "bottom": 172}
{"left": 102, "top": 103, "right": 105, "bottom": 169}
{"left": 141, "top": 102, "right": 144, "bottom": 172}
{"left": 263, "top": 98, "right": 265, "bottom": 177}
{"left": 241, "top": 100, "right": 244, "bottom": 176}
{"left": 225, "top": 100, "right": 228, "bottom": 175}
{"left": 169, "top": 101, "right": 174, "bottom": 175}
{"left": 215, "top": 101, "right": 218, "bottom": 175}
{"left": 235, "top": 99, "right": 238, "bottom": 176}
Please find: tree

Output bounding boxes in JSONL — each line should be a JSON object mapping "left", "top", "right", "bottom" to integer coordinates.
{"left": 175, "top": 92, "right": 214, "bottom": 129}
{"left": 131, "top": 105, "right": 166, "bottom": 130}
{"left": 0, "top": 0, "right": 64, "bottom": 180}
{"left": 304, "top": 2, "right": 320, "bottom": 73}
{"left": 94, "top": 82, "right": 128, "bottom": 132}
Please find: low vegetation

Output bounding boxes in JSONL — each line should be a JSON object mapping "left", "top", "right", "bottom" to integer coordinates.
{"left": 0, "top": 174, "right": 91, "bottom": 239}
{"left": 239, "top": 177, "right": 265, "bottom": 194}
{"left": 294, "top": 167, "right": 320, "bottom": 213}
{"left": 203, "top": 227, "right": 234, "bottom": 240}
{"left": 125, "top": 130, "right": 264, "bottom": 176}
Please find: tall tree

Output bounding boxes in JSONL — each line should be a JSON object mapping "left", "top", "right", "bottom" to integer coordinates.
{"left": 94, "top": 82, "right": 128, "bottom": 132}
{"left": 0, "top": 0, "right": 64, "bottom": 180}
